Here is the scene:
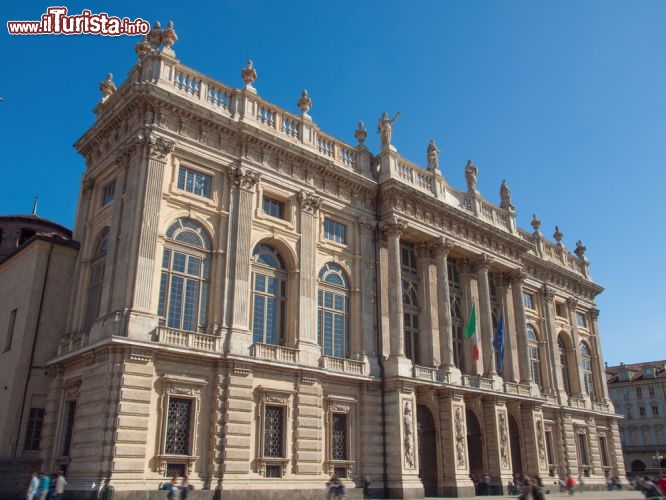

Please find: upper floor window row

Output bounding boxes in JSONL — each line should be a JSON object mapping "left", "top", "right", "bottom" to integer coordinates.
{"left": 102, "top": 180, "right": 116, "bottom": 206}
{"left": 263, "top": 196, "right": 285, "bottom": 219}
{"left": 178, "top": 166, "right": 212, "bottom": 198}
{"left": 576, "top": 311, "right": 587, "bottom": 328}
{"left": 523, "top": 292, "right": 535, "bottom": 310}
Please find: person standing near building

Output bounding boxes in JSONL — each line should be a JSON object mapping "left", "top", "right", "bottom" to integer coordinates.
{"left": 54, "top": 470, "right": 67, "bottom": 499}
{"left": 37, "top": 472, "right": 50, "bottom": 500}
{"left": 26, "top": 472, "right": 39, "bottom": 500}
{"left": 565, "top": 475, "right": 576, "bottom": 495}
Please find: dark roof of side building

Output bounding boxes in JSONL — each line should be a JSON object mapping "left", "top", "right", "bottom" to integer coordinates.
{"left": 0, "top": 214, "right": 72, "bottom": 237}
{"left": 606, "top": 360, "right": 666, "bottom": 383}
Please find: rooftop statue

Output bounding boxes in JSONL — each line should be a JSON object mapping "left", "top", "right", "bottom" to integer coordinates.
{"left": 377, "top": 111, "right": 400, "bottom": 150}
{"left": 427, "top": 139, "right": 440, "bottom": 172}
{"left": 465, "top": 159, "right": 478, "bottom": 193}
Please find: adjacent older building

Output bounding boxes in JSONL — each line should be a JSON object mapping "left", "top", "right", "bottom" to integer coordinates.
{"left": 21, "top": 23, "right": 623, "bottom": 499}
{"left": 0, "top": 215, "right": 77, "bottom": 495}
{"left": 606, "top": 361, "right": 666, "bottom": 477}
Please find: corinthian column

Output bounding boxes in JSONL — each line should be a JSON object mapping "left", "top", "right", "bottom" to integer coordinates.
{"left": 226, "top": 166, "right": 260, "bottom": 354}
{"left": 510, "top": 271, "right": 532, "bottom": 385}
{"left": 475, "top": 255, "right": 495, "bottom": 376}
{"left": 297, "top": 190, "right": 322, "bottom": 366}
{"left": 431, "top": 237, "right": 455, "bottom": 370}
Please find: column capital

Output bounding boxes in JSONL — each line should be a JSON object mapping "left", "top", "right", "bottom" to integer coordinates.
{"left": 298, "top": 190, "right": 322, "bottom": 215}
{"left": 380, "top": 216, "right": 407, "bottom": 238}
{"left": 508, "top": 268, "right": 528, "bottom": 286}
{"left": 566, "top": 297, "right": 578, "bottom": 310}
{"left": 540, "top": 285, "right": 556, "bottom": 302}
{"left": 136, "top": 130, "right": 175, "bottom": 160}
{"left": 429, "top": 236, "right": 455, "bottom": 257}
{"left": 592, "top": 308, "right": 600, "bottom": 320}
{"left": 231, "top": 166, "right": 261, "bottom": 192}
{"left": 356, "top": 215, "right": 376, "bottom": 231}
{"left": 474, "top": 254, "right": 494, "bottom": 272}
{"left": 415, "top": 241, "right": 430, "bottom": 259}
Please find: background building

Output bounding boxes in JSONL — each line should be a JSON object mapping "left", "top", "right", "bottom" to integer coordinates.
{"left": 606, "top": 361, "right": 666, "bottom": 477}
{"left": 0, "top": 215, "right": 77, "bottom": 494}
{"left": 0, "top": 24, "right": 624, "bottom": 499}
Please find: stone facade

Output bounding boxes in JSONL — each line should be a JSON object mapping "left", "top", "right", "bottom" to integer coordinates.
{"left": 7, "top": 25, "right": 624, "bottom": 498}
{"left": 606, "top": 361, "right": 666, "bottom": 477}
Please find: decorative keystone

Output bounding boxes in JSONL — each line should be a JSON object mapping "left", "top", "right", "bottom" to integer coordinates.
{"left": 297, "top": 89, "right": 312, "bottom": 117}
{"left": 161, "top": 20, "right": 178, "bottom": 54}
{"left": 241, "top": 60, "right": 257, "bottom": 91}
{"left": 531, "top": 213, "right": 542, "bottom": 235}
{"left": 553, "top": 226, "right": 563, "bottom": 244}
{"left": 99, "top": 73, "right": 116, "bottom": 103}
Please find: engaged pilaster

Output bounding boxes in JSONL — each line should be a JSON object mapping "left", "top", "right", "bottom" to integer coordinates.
{"left": 227, "top": 166, "right": 260, "bottom": 354}
{"left": 431, "top": 238, "right": 455, "bottom": 371}
{"left": 297, "top": 190, "right": 322, "bottom": 366}
{"left": 509, "top": 271, "right": 532, "bottom": 386}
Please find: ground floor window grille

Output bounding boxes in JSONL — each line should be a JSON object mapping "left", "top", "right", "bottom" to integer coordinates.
{"left": 165, "top": 398, "right": 192, "bottom": 455}
{"left": 265, "top": 465, "right": 282, "bottom": 477}
{"left": 24, "top": 408, "right": 44, "bottom": 451}
{"left": 264, "top": 406, "right": 284, "bottom": 458}
{"left": 166, "top": 463, "right": 186, "bottom": 477}
{"left": 332, "top": 413, "right": 348, "bottom": 460}
{"left": 334, "top": 466, "right": 348, "bottom": 478}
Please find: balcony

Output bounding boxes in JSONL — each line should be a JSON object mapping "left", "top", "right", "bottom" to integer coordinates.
{"left": 153, "top": 326, "right": 221, "bottom": 352}
{"left": 413, "top": 365, "right": 450, "bottom": 383}
{"left": 321, "top": 356, "right": 366, "bottom": 375}
{"left": 504, "top": 382, "right": 533, "bottom": 396}
{"left": 251, "top": 343, "right": 298, "bottom": 363}
{"left": 461, "top": 374, "right": 495, "bottom": 391}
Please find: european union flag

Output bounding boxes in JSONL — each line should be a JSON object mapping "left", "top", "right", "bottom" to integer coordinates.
{"left": 493, "top": 313, "right": 505, "bottom": 375}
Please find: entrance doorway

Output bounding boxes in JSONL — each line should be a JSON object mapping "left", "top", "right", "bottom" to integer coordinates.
{"left": 417, "top": 404, "right": 438, "bottom": 496}
{"left": 509, "top": 415, "right": 523, "bottom": 474}
{"left": 466, "top": 410, "right": 484, "bottom": 479}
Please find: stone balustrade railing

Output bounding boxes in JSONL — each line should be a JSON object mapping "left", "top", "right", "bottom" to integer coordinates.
{"left": 321, "top": 356, "right": 366, "bottom": 375}
{"left": 568, "top": 397, "right": 588, "bottom": 409}
{"left": 518, "top": 228, "right": 588, "bottom": 277}
{"left": 251, "top": 343, "right": 299, "bottom": 363}
{"left": 413, "top": 365, "right": 450, "bottom": 383}
{"left": 155, "top": 326, "right": 221, "bottom": 352}
{"left": 504, "top": 381, "right": 533, "bottom": 397}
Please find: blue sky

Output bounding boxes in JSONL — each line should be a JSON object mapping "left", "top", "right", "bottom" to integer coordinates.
{"left": 2, "top": 1, "right": 664, "bottom": 366}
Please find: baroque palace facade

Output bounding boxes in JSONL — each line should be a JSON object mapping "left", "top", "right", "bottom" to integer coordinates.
{"left": 30, "top": 23, "right": 622, "bottom": 498}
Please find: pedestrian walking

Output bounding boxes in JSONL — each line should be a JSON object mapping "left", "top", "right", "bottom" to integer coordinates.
{"left": 54, "top": 470, "right": 67, "bottom": 499}
{"left": 26, "top": 472, "right": 39, "bottom": 500}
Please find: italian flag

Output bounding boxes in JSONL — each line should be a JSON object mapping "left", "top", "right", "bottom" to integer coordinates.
{"left": 464, "top": 303, "right": 479, "bottom": 361}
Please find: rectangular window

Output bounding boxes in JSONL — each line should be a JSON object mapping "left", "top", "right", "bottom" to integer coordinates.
{"left": 61, "top": 400, "right": 76, "bottom": 456}
{"left": 623, "top": 388, "right": 630, "bottom": 400}
{"left": 555, "top": 302, "right": 566, "bottom": 318}
{"left": 599, "top": 435, "right": 610, "bottom": 467}
{"left": 332, "top": 413, "right": 348, "bottom": 460}
{"left": 577, "top": 433, "right": 590, "bottom": 465}
{"left": 262, "top": 197, "right": 284, "bottom": 219}
{"left": 523, "top": 292, "right": 534, "bottom": 310}
{"left": 653, "top": 406, "right": 659, "bottom": 416}
{"left": 545, "top": 430, "right": 555, "bottom": 466}
{"left": 637, "top": 387, "right": 643, "bottom": 399}
{"left": 24, "top": 408, "right": 44, "bottom": 451}
{"left": 649, "top": 386, "right": 656, "bottom": 398}
{"left": 263, "top": 406, "right": 284, "bottom": 458}
{"left": 177, "top": 166, "right": 212, "bottom": 198}
{"left": 165, "top": 398, "right": 192, "bottom": 455}
{"left": 640, "top": 406, "right": 646, "bottom": 417}
{"left": 323, "top": 218, "right": 347, "bottom": 244}
{"left": 575, "top": 312, "right": 587, "bottom": 327}
{"left": 4, "top": 308, "right": 17, "bottom": 352}
{"left": 101, "top": 180, "right": 116, "bottom": 206}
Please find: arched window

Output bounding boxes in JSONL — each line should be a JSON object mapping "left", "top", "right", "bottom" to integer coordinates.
{"left": 581, "top": 341, "right": 595, "bottom": 398}
{"left": 317, "top": 263, "right": 350, "bottom": 358}
{"left": 401, "top": 243, "right": 420, "bottom": 364}
{"left": 558, "top": 336, "right": 572, "bottom": 396}
{"left": 158, "top": 218, "right": 211, "bottom": 332}
{"left": 84, "top": 227, "right": 109, "bottom": 330}
{"left": 527, "top": 324, "right": 541, "bottom": 387}
{"left": 251, "top": 244, "right": 286, "bottom": 345}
